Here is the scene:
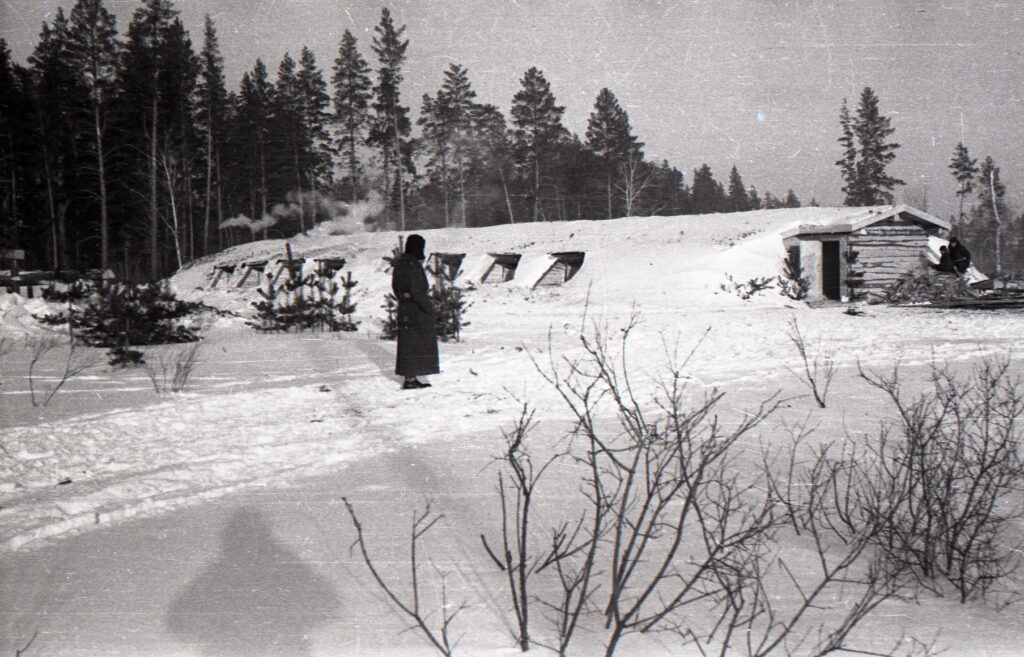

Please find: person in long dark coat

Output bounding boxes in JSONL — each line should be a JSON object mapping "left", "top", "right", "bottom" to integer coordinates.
{"left": 948, "top": 237, "right": 972, "bottom": 274}
{"left": 392, "top": 234, "right": 439, "bottom": 389}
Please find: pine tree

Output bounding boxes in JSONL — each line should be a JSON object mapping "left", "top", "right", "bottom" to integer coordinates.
{"left": 644, "top": 160, "right": 687, "bottom": 216}
{"left": 747, "top": 186, "right": 762, "bottom": 210}
{"left": 154, "top": 17, "right": 198, "bottom": 266}
{"left": 196, "top": 14, "right": 227, "bottom": 256}
{"left": 28, "top": 8, "right": 82, "bottom": 271}
{"left": 0, "top": 41, "right": 33, "bottom": 260}
{"left": 837, "top": 87, "right": 904, "bottom": 206}
{"left": 418, "top": 91, "right": 453, "bottom": 226}
{"left": 690, "top": 164, "right": 724, "bottom": 214}
{"left": 439, "top": 64, "right": 477, "bottom": 227}
{"left": 971, "top": 156, "right": 1008, "bottom": 272}
{"left": 332, "top": 30, "right": 371, "bottom": 205}
{"left": 762, "top": 191, "right": 782, "bottom": 209}
{"left": 419, "top": 63, "right": 479, "bottom": 227}
{"left": 511, "top": 67, "right": 566, "bottom": 221}
{"left": 369, "top": 8, "right": 411, "bottom": 229}
{"left": 783, "top": 189, "right": 801, "bottom": 208}
{"left": 836, "top": 99, "right": 860, "bottom": 205}
{"left": 586, "top": 88, "right": 642, "bottom": 219}
{"left": 726, "top": 165, "right": 750, "bottom": 212}
{"left": 949, "top": 141, "right": 978, "bottom": 224}
{"left": 296, "top": 47, "right": 332, "bottom": 223}
{"left": 237, "top": 59, "right": 273, "bottom": 238}
{"left": 68, "top": 0, "right": 120, "bottom": 272}
{"left": 471, "top": 103, "right": 516, "bottom": 224}
{"left": 272, "top": 52, "right": 305, "bottom": 230}
{"left": 117, "top": 0, "right": 192, "bottom": 278}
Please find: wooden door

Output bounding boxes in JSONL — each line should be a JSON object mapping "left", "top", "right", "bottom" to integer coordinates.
{"left": 821, "top": 241, "right": 841, "bottom": 300}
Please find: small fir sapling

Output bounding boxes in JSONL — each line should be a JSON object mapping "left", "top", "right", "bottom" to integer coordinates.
{"left": 34, "top": 282, "right": 202, "bottom": 366}
{"left": 427, "top": 255, "right": 470, "bottom": 343}
{"left": 336, "top": 271, "right": 360, "bottom": 332}
{"left": 248, "top": 245, "right": 360, "bottom": 332}
{"left": 844, "top": 245, "right": 866, "bottom": 301}
{"left": 777, "top": 248, "right": 811, "bottom": 300}
{"left": 380, "top": 293, "right": 399, "bottom": 340}
{"left": 380, "top": 242, "right": 403, "bottom": 340}
{"left": 720, "top": 273, "right": 774, "bottom": 300}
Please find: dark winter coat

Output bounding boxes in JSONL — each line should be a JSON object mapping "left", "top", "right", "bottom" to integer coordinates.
{"left": 949, "top": 240, "right": 971, "bottom": 274}
{"left": 392, "top": 254, "right": 440, "bottom": 377}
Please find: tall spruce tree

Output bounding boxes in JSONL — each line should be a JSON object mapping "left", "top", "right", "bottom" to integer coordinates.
{"left": 648, "top": 161, "right": 688, "bottom": 216}
{"left": 154, "top": 17, "right": 198, "bottom": 265}
{"left": 783, "top": 189, "right": 801, "bottom": 208}
{"left": 837, "top": 87, "right": 904, "bottom": 206}
{"left": 28, "top": 9, "right": 82, "bottom": 270}
{"left": 510, "top": 67, "right": 566, "bottom": 221}
{"left": 418, "top": 91, "right": 453, "bottom": 226}
{"left": 68, "top": 0, "right": 120, "bottom": 272}
{"left": 836, "top": 99, "right": 861, "bottom": 205}
{"left": 747, "top": 186, "right": 762, "bottom": 210}
{"left": 419, "top": 63, "right": 478, "bottom": 227}
{"left": 690, "top": 164, "right": 724, "bottom": 214}
{"left": 369, "top": 8, "right": 411, "bottom": 229}
{"left": 0, "top": 41, "right": 33, "bottom": 259}
{"left": 726, "top": 165, "right": 750, "bottom": 212}
{"left": 586, "top": 88, "right": 641, "bottom": 219}
{"left": 296, "top": 46, "right": 331, "bottom": 220}
{"left": 118, "top": 0, "right": 186, "bottom": 279}
{"left": 272, "top": 52, "right": 305, "bottom": 229}
{"left": 471, "top": 103, "right": 516, "bottom": 224}
{"left": 332, "top": 30, "right": 371, "bottom": 204}
{"left": 196, "top": 14, "right": 226, "bottom": 256}
{"left": 949, "top": 141, "right": 978, "bottom": 224}
{"left": 236, "top": 59, "right": 273, "bottom": 238}
{"left": 975, "top": 156, "right": 1007, "bottom": 272}
{"left": 439, "top": 64, "right": 477, "bottom": 227}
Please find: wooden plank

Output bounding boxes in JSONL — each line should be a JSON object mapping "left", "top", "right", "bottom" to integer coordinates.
{"left": 853, "top": 236, "right": 925, "bottom": 242}
{"left": 851, "top": 240, "right": 926, "bottom": 247}
{"left": 862, "top": 224, "right": 922, "bottom": 231}
{"left": 852, "top": 237, "right": 925, "bottom": 244}
{"left": 858, "top": 259, "right": 926, "bottom": 265}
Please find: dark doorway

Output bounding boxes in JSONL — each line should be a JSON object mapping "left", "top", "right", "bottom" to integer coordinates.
{"left": 821, "top": 241, "right": 841, "bottom": 300}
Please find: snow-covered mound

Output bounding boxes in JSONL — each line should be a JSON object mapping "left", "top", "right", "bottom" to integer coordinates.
{"left": 170, "top": 210, "right": 822, "bottom": 322}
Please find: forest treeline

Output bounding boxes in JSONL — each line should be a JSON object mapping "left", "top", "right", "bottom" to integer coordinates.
{"left": 0, "top": 0, "right": 806, "bottom": 280}
{"left": 1, "top": 1, "right": 1020, "bottom": 280}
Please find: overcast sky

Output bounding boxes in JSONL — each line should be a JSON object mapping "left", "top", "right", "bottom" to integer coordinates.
{"left": 3, "top": 0, "right": 1023, "bottom": 220}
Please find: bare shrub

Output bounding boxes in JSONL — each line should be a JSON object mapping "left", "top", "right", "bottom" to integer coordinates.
{"left": 479, "top": 399, "right": 585, "bottom": 650}
{"left": 729, "top": 433, "right": 919, "bottom": 657}
{"left": 143, "top": 342, "right": 202, "bottom": 394}
{"left": 786, "top": 317, "right": 835, "bottom": 408}
{"left": 343, "top": 498, "right": 467, "bottom": 656}
{"left": 27, "top": 332, "right": 98, "bottom": 407}
{"left": 15, "top": 630, "right": 38, "bottom": 657}
{"left": 535, "top": 314, "right": 781, "bottom": 656}
{"left": 0, "top": 336, "right": 13, "bottom": 389}
{"left": 530, "top": 316, "right": 927, "bottom": 657}
{"left": 858, "top": 357, "right": 1024, "bottom": 602}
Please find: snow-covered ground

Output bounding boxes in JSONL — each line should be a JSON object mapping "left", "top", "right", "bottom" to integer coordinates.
{"left": 2, "top": 209, "right": 1023, "bottom": 656}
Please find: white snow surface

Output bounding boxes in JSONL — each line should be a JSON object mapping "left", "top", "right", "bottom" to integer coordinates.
{"left": 2, "top": 209, "right": 1023, "bottom": 656}
{"left": 2, "top": 208, "right": 1018, "bottom": 551}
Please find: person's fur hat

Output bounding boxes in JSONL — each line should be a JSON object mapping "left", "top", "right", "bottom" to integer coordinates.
{"left": 404, "top": 234, "right": 426, "bottom": 259}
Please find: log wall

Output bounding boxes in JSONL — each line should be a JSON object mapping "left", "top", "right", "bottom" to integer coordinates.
{"left": 848, "top": 218, "right": 938, "bottom": 294}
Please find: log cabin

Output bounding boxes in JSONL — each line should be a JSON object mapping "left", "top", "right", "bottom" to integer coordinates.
{"left": 781, "top": 205, "right": 950, "bottom": 301}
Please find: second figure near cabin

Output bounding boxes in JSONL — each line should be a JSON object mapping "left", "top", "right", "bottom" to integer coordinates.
{"left": 392, "top": 234, "right": 439, "bottom": 390}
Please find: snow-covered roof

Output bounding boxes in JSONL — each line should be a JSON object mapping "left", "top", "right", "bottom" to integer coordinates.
{"left": 780, "top": 204, "right": 950, "bottom": 239}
